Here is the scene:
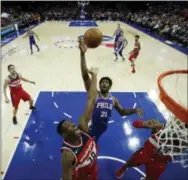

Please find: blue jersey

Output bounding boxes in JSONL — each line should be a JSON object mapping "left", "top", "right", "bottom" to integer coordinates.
{"left": 28, "top": 31, "right": 35, "bottom": 43}
{"left": 114, "top": 28, "right": 122, "bottom": 43}
{"left": 91, "top": 92, "right": 114, "bottom": 126}
{"left": 115, "top": 28, "right": 121, "bottom": 38}
{"left": 117, "top": 36, "right": 126, "bottom": 49}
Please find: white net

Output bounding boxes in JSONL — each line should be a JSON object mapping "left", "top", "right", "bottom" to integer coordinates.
{"left": 155, "top": 70, "right": 188, "bottom": 168}
{"left": 78, "top": 0, "right": 89, "bottom": 7}
{"left": 157, "top": 116, "right": 188, "bottom": 168}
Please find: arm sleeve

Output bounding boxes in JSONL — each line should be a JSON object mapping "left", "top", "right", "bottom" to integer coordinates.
{"left": 132, "top": 120, "right": 144, "bottom": 128}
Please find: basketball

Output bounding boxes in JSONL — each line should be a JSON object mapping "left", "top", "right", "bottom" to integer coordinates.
{"left": 84, "top": 28, "right": 103, "bottom": 48}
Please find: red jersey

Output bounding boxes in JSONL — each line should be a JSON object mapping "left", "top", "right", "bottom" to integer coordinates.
{"left": 145, "top": 124, "right": 172, "bottom": 161}
{"left": 61, "top": 130, "right": 97, "bottom": 180}
{"left": 7, "top": 73, "right": 23, "bottom": 94}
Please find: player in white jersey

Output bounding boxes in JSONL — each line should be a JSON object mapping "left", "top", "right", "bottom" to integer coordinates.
{"left": 114, "top": 31, "right": 128, "bottom": 61}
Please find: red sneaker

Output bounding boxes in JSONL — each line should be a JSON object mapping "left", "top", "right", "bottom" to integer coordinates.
{"left": 132, "top": 68, "right": 136, "bottom": 73}
{"left": 116, "top": 165, "right": 127, "bottom": 179}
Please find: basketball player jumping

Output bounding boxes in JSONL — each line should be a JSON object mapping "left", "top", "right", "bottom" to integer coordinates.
{"left": 23, "top": 26, "right": 40, "bottom": 55}
{"left": 129, "top": 35, "right": 141, "bottom": 73}
{"left": 3, "top": 64, "right": 37, "bottom": 125}
{"left": 57, "top": 67, "right": 98, "bottom": 180}
{"left": 113, "top": 23, "right": 123, "bottom": 51}
{"left": 79, "top": 39, "right": 143, "bottom": 143}
{"left": 114, "top": 31, "right": 128, "bottom": 61}
{"left": 116, "top": 119, "right": 188, "bottom": 180}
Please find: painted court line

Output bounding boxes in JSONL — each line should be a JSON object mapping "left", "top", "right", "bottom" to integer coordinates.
{"left": 108, "top": 120, "right": 114, "bottom": 124}
{"left": 63, "top": 113, "right": 72, "bottom": 118}
{"left": 133, "top": 102, "right": 137, "bottom": 108}
{"left": 98, "top": 156, "right": 146, "bottom": 177}
{"left": 53, "top": 121, "right": 59, "bottom": 124}
{"left": 54, "top": 102, "right": 59, "bottom": 108}
{"left": 122, "top": 93, "right": 137, "bottom": 119}
{"left": 2, "top": 93, "right": 40, "bottom": 180}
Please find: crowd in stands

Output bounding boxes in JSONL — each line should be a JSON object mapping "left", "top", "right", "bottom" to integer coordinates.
{"left": 1, "top": 5, "right": 40, "bottom": 28}
{"left": 124, "top": 4, "right": 188, "bottom": 48}
{"left": 1, "top": 2, "right": 188, "bottom": 47}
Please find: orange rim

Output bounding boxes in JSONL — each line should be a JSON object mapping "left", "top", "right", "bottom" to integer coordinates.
{"left": 158, "top": 69, "right": 188, "bottom": 124}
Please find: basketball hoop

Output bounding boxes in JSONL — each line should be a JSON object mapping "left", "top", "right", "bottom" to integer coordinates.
{"left": 157, "top": 69, "right": 188, "bottom": 168}
{"left": 78, "top": 0, "right": 89, "bottom": 8}
{"left": 158, "top": 69, "right": 188, "bottom": 123}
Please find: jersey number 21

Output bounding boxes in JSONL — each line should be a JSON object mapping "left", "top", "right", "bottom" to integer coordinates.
{"left": 101, "top": 111, "right": 107, "bottom": 117}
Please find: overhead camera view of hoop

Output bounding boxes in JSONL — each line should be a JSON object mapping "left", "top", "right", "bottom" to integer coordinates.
{"left": 1, "top": 1, "right": 188, "bottom": 180}
{"left": 157, "top": 70, "right": 188, "bottom": 168}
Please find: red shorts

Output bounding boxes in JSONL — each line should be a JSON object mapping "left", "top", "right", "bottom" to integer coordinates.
{"left": 11, "top": 89, "right": 31, "bottom": 108}
{"left": 128, "top": 141, "right": 171, "bottom": 180}
{"left": 129, "top": 51, "right": 139, "bottom": 61}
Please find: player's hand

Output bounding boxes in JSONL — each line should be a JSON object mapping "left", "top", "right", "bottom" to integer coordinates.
{"left": 88, "top": 67, "right": 98, "bottom": 76}
{"left": 143, "top": 120, "right": 161, "bottom": 129}
{"left": 136, "top": 108, "right": 143, "bottom": 118}
{"left": 5, "top": 98, "right": 10, "bottom": 103}
{"left": 31, "top": 81, "right": 35, "bottom": 85}
{"left": 78, "top": 38, "right": 87, "bottom": 54}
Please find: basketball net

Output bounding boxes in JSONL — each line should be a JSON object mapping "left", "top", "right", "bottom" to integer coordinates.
{"left": 78, "top": 0, "right": 89, "bottom": 20}
{"left": 78, "top": 0, "right": 89, "bottom": 8}
{"left": 156, "top": 70, "right": 188, "bottom": 168}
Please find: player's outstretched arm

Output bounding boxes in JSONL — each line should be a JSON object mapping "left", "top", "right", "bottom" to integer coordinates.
{"left": 61, "top": 150, "right": 74, "bottom": 180}
{"left": 113, "top": 97, "right": 143, "bottom": 117}
{"left": 34, "top": 32, "right": 39, "bottom": 41}
{"left": 23, "top": 32, "right": 29, "bottom": 38}
{"left": 113, "top": 30, "right": 116, "bottom": 37}
{"left": 133, "top": 120, "right": 163, "bottom": 130}
{"left": 20, "top": 75, "right": 35, "bottom": 84}
{"left": 78, "top": 68, "right": 98, "bottom": 133}
{"left": 79, "top": 39, "right": 91, "bottom": 92}
{"left": 124, "top": 37, "right": 128, "bottom": 46}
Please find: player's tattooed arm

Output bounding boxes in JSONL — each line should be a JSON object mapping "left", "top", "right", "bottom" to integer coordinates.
{"left": 3, "top": 79, "right": 10, "bottom": 103}
{"left": 62, "top": 150, "right": 74, "bottom": 180}
{"left": 78, "top": 68, "right": 98, "bottom": 133}
{"left": 143, "top": 120, "right": 163, "bottom": 129}
{"left": 113, "top": 97, "right": 143, "bottom": 117}
{"left": 79, "top": 38, "right": 91, "bottom": 92}
{"left": 133, "top": 120, "right": 163, "bottom": 131}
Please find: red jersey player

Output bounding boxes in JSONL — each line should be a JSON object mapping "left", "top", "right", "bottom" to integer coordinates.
{"left": 57, "top": 68, "right": 98, "bottom": 180}
{"left": 129, "top": 35, "right": 141, "bottom": 73}
{"left": 3, "top": 64, "right": 37, "bottom": 125}
{"left": 116, "top": 119, "right": 184, "bottom": 180}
